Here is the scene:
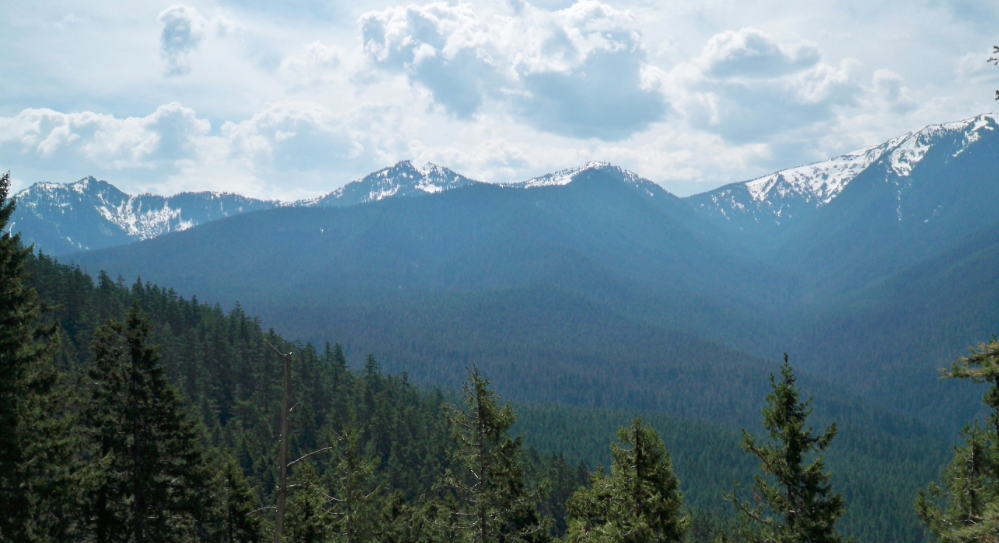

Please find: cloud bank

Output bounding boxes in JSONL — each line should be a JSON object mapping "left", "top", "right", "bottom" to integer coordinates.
{"left": 359, "top": 1, "right": 667, "bottom": 140}
{"left": 2, "top": 0, "right": 995, "bottom": 197}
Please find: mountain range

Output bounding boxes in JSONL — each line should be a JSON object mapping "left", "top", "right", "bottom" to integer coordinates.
{"left": 8, "top": 160, "right": 480, "bottom": 255}
{"left": 8, "top": 113, "right": 999, "bottom": 435}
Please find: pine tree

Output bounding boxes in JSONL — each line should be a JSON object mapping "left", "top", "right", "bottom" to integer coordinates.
{"left": 324, "top": 418, "right": 383, "bottom": 543}
{"left": 209, "top": 453, "right": 270, "bottom": 543}
{"left": 0, "top": 170, "right": 76, "bottom": 542}
{"left": 565, "top": 417, "right": 688, "bottom": 543}
{"left": 82, "top": 304, "right": 209, "bottom": 542}
{"left": 916, "top": 337, "right": 999, "bottom": 542}
{"left": 286, "top": 462, "right": 330, "bottom": 543}
{"left": 916, "top": 423, "right": 997, "bottom": 542}
{"left": 433, "top": 367, "right": 549, "bottom": 543}
{"left": 727, "top": 355, "right": 847, "bottom": 543}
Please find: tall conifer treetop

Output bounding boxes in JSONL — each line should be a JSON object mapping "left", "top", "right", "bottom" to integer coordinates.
{"left": 728, "top": 355, "right": 847, "bottom": 543}
{"left": 435, "top": 366, "right": 549, "bottom": 543}
{"left": 83, "top": 304, "right": 209, "bottom": 543}
{"left": 916, "top": 337, "right": 999, "bottom": 542}
{"left": 0, "top": 170, "right": 73, "bottom": 542}
{"left": 566, "top": 416, "right": 688, "bottom": 543}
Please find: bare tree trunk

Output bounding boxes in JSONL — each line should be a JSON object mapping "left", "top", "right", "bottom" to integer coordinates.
{"left": 266, "top": 341, "right": 293, "bottom": 543}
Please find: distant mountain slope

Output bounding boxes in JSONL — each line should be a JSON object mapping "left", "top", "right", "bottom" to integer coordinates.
{"left": 70, "top": 166, "right": 793, "bottom": 428}
{"left": 687, "top": 114, "right": 997, "bottom": 239}
{"left": 783, "top": 218, "right": 999, "bottom": 427}
{"left": 8, "top": 177, "right": 278, "bottom": 255}
{"left": 775, "top": 113, "right": 999, "bottom": 299}
{"left": 9, "top": 161, "right": 479, "bottom": 256}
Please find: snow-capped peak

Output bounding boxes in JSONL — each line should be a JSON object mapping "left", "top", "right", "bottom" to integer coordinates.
{"left": 688, "top": 112, "right": 999, "bottom": 229}
{"left": 730, "top": 113, "right": 998, "bottom": 206}
{"left": 744, "top": 142, "right": 889, "bottom": 205}
{"left": 509, "top": 161, "right": 647, "bottom": 189}
{"left": 886, "top": 113, "right": 996, "bottom": 177}
{"left": 300, "top": 160, "right": 479, "bottom": 208}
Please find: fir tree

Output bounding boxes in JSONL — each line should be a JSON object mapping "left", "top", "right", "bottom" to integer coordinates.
{"left": 915, "top": 337, "right": 999, "bottom": 542}
{"left": 433, "top": 367, "right": 549, "bottom": 543}
{"left": 324, "top": 417, "right": 384, "bottom": 543}
{"left": 727, "top": 355, "right": 847, "bottom": 543}
{"left": 0, "top": 170, "right": 75, "bottom": 542}
{"left": 209, "top": 453, "right": 270, "bottom": 543}
{"left": 286, "top": 462, "right": 330, "bottom": 543}
{"left": 565, "top": 417, "right": 688, "bottom": 543}
{"left": 82, "top": 304, "right": 209, "bottom": 542}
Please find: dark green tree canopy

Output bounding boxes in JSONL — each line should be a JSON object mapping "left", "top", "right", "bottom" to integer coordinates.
{"left": 566, "top": 416, "right": 688, "bottom": 543}
{"left": 0, "top": 170, "right": 74, "bottom": 542}
{"left": 916, "top": 337, "right": 999, "bottom": 542}
{"left": 729, "top": 355, "right": 847, "bottom": 543}
{"left": 82, "top": 304, "right": 209, "bottom": 543}
{"left": 434, "top": 366, "right": 549, "bottom": 543}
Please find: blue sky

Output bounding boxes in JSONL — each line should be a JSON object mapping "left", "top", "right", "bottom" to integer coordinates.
{"left": 1, "top": 0, "right": 997, "bottom": 200}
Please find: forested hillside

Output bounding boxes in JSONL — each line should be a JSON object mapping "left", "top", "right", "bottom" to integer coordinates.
{"left": 11, "top": 232, "right": 950, "bottom": 543}
{"left": 69, "top": 158, "right": 999, "bottom": 431}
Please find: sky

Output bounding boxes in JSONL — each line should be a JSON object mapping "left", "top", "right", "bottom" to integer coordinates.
{"left": 1, "top": 0, "right": 997, "bottom": 201}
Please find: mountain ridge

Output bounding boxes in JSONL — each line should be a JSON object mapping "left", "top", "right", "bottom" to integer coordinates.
{"left": 686, "top": 113, "right": 997, "bottom": 235}
{"left": 10, "top": 112, "right": 998, "bottom": 259}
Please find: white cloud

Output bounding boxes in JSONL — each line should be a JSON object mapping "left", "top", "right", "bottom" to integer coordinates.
{"left": 699, "top": 28, "right": 820, "bottom": 79}
{"left": 0, "top": 102, "right": 408, "bottom": 199}
{"left": 359, "top": 0, "right": 667, "bottom": 140}
{"left": 3, "top": 0, "right": 997, "bottom": 199}
{"left": 158, "top": 5, "right": 208, "bottom": 77}
{"left": 656, "top": 28, "right": 869, "bottom": 144}
{"left": 157, "top": 5, "right": 240, "bottom": 77}
{"left": 280, "top": 41, "right": 342, "bottom": 90}
{"left": 0, "top": 103, "right": 209, "bottom": 172}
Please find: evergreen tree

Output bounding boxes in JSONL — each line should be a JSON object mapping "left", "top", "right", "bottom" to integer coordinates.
{"left": 82, "top": 304, "right": 209, "bottom": 542}
{"left": 565, "top": 417, "right": 688, "bottom": 543}
{"left": 0, "top": 170, "right": 75, "bottom": 542}
{"left": 324, "top": 418, "right": 384, "bottom": 543}
{"left": 916, "top": 337, "right": 999, "bottom": 542}
{"left": 209, "top": 453, "right": 270, "bottom": 543}
{"left": 727, "top": 355, "right": 847, "bottom": 543}
{"left": 433, "top": 367, "right": 549, "bottom": 543}
{"left": 916, "top": 423, "right": 997, "bottom": 542}
{"left": 286, "top": 462, "right": 330, "bottom": 543}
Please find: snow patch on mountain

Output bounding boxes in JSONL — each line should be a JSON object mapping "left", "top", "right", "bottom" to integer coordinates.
{"left": 690, "top": 113, "right": 998, "bottom": 229}
{"left": 509, "top": 161, "right": 652, "bottom": 191}
{"left": 887, "top": 113, "right": 996, "bottom": 175}
{"left": 745, "top": 143, "right": 888, "bottom": 205}
{"left": 300, "top": 160, "right": 477, "bottom": 207}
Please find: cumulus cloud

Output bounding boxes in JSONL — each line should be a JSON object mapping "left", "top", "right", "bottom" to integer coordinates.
{"left": 158, "top": 5, "right": 208, "bottom": 76}
{"left": 0, "top": 103, "right": 210, "bottom": 173}
{"left": 359, "top": 0, "right": 667, "bottom": 140}
{"left": 280, "top": 42, "right": 342, "bottom": 90}
{"left": 660, "top": 28, "right": 864, "bottom": 143}
{"left": 0, "top": 102, "right": 405, "bottom": 199}
{"left": 699, "top": 28, "right": 820, "bottom": 79}
{"left": 157, "top": 5, "right": 238, "bottom": 77}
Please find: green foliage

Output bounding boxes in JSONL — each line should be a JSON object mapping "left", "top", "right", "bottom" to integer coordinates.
{"left": 565, "top": 417, "right": 688, "bottom": 543}
{"left": 916, "top": 337, "right": 999, "bottom": 542}
{"left": 11, "top": 249, "right": 956, "bottom": 543}
{"left": 81, "top": 305, "right": 209, "bottom": 542}
{"left": 322, "top": 416, "right": 388, "bottom": 543}
{"left": 207, "top": 453, "right": 270, "bottom": 543}
{"left": 0, "top": 171, "right": 76, "bottom": 542}
{"left": 915, "top": 423, "right": 998, "bottom": 543}
{"left": 286, "top": 462, "right": 331, "bottom": 543}
{"left": 728, "top": 356, "right": 847, "bottom": 543}
{"left": 434, "top": 367, "right": 549, "bottom": 543}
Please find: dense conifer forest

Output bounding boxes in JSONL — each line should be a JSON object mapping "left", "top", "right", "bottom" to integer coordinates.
{"left": 3, "top": 170, "right": 999, "bottom": 543}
